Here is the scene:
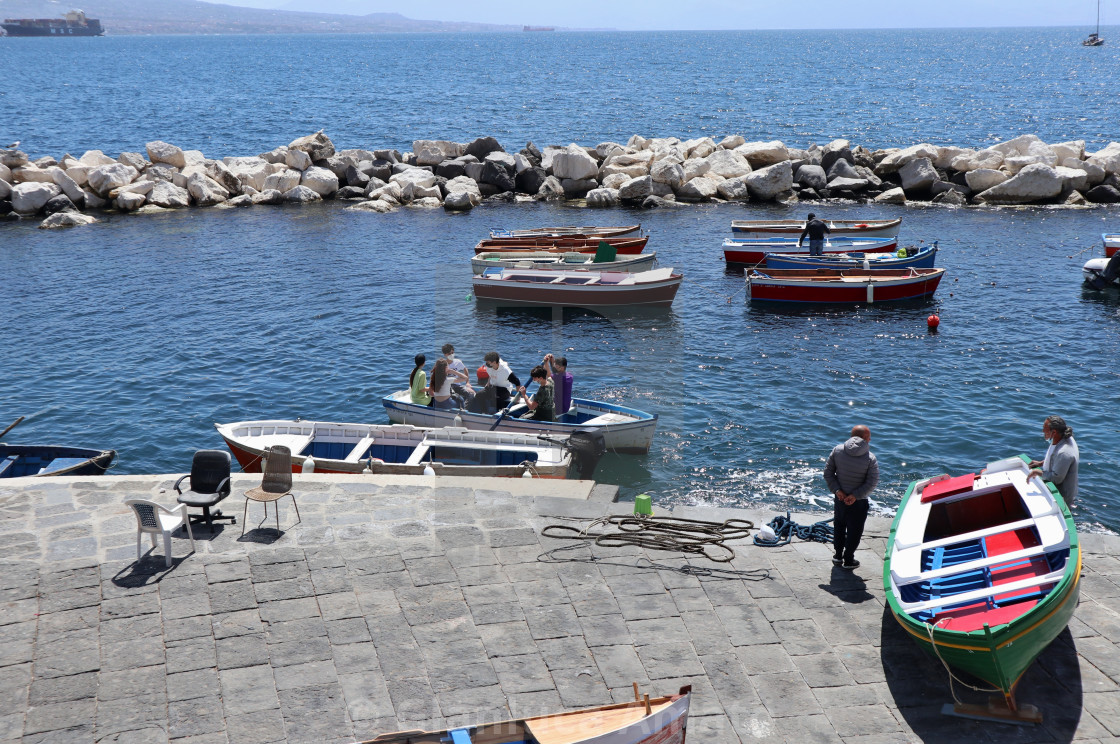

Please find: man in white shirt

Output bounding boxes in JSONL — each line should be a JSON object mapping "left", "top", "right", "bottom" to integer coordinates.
{"left": 482, "top": 351, "right": 521, "bottom": 410}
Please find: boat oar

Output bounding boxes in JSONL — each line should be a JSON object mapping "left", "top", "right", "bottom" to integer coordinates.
{"left": 489, "top": 398, "right": 519, "bottom": 431}
{"left": 0, "top": 416, "right": 25, "bottom": 440}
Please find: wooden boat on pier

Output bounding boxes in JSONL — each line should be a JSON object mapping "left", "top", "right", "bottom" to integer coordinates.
{"left": 215, "top": 420, "right": 587, "bottom": 479}
{"left": 730, "top": 217, "right": 902, "bottom": 239}
{"left": 490, "top": 224, "right": 641, "bottom": 239}
{"left": 473, "top": 267, "right": 682, "bottom": 308}
{"left": 884, "top": 456, "right": 1080, "bottom": 723}
{"left": 383, "top": 393, "right": 658, "bottom": 454}
{"left": 746, "top": 267, "right": 945, "bottom": 304}
{"left": 472, "top": 250, "right": 657, "bottom": 274}
{"left": 725, "top": 236, "right": 898, "bottom": 265}
{"left": 0, "top": 444, "right": 116, "bottom": 478}
{"left": 764, "top": 243, "right": 937, "bottom": 270}
{"left": 364, "top": 685, "right": 690, "bottom": 744}
{"left": 474, "top": 236, "right": 648, "bottom": 255}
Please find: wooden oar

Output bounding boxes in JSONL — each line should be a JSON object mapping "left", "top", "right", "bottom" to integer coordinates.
{"left": 0, "top": 416, "right": 25, "bottom": 440}
{"left": 489, "top": 398, "right": 519, "bottom": 431}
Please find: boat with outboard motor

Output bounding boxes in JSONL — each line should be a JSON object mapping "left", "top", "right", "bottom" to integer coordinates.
{"left": 1083, "top": 252, "right": 1120, "bottom": 289}
{"left": 764, "top": 242, "right": 937, "bottom": 270}
{"left": 884, "top": 455, "right": 1080, "bottom": 723}
{"left": 730, "top": 217, "right": 902, "bottom": 239}
{"left": 724, "top": 236, "right": 898, "bottom": 265}
{"left": 216, "top": 419, "right": 605, "bottom": 480}
{"left": 383, "top": 392, "right": 657, "bottom": 454}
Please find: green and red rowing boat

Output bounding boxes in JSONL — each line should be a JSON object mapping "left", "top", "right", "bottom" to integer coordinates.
{"left": 884, "top": 455, "right": 1080, "bottom": 724}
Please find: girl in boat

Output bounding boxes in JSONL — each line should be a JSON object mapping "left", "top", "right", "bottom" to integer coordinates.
{"left": 517, "top": 365, "right": 556, "bottom": 421}
{"left": 409, "top": 354, "right": 431, "bottom": 406}
{"left": 426, "top": 358, "right": 468, "bottom": 411}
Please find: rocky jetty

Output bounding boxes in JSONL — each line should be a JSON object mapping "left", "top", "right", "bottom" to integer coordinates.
{"left": 3, "top": 131, "right": 1119, "bottom": 228}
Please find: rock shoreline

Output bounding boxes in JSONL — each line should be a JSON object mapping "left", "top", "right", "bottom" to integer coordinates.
{"left": 3, "top": 131, "right": 1120, "bottom": 229}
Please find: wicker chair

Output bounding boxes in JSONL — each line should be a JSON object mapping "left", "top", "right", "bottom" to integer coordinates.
{"left": 242, "top": 445, "right": 300, "bottom": 534}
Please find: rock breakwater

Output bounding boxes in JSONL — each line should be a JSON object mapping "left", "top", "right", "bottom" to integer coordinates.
{"left": 3, "top": 131, "right": 1119, "bottom": 228}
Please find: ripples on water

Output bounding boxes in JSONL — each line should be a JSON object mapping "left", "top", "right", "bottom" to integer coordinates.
{"left": 3, "top": 201, "right": 1118, "bottom": 533}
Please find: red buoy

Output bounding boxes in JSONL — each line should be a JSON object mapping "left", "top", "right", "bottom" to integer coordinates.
{"left": 927, "top": 314, "right": 940, "bottom": 330}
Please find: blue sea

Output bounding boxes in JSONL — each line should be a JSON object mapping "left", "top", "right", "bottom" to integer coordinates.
{"left": 2, "top": 29, "right": 1118, "bottom": 530}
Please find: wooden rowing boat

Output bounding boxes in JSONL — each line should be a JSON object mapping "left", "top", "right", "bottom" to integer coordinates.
{"left": 724, "top": 236, "right": 897, "bottom": 265}
{"left": 490, "top": 224, "right": 641, "bottom": 239}
{"left": 215, "top": 420, "right": 582, "bottom": 479}
{"left": 884, "top": 456, "right": 1080, "bottom": 723}
{"left": 730, "top": 217, "right": 902, "bottom": 239}
{"left": 363, "top": 686, "right": 690, "bottom": 744}
{"left": 0, "top": 444, "right": 116, "bottom": 477}
{"left": 383, "top": 393, "right": 658, "bottom": 454}
{"left": 764, "top": 243, "right": 937, "bottom": 270}
{"left": 473, "top": 267, "right": 682, "bottom": 308}
{"left": 474, "top": 236, "right": 649, "bottom": 255}
{"left": 746, "top": 267, "right": 945, "bottom": 304}
{"left": 472, "top": 250, "right": 657, "bottom": 274}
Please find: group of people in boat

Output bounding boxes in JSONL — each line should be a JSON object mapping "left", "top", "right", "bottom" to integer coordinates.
{"left": 409, "top": 345, "right": 573, "bottom": 421}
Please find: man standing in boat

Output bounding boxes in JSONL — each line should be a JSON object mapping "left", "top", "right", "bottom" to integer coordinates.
{"left": 798, "top": 213, "right": 831, "bottom": 256}
{"left": 1029, "top": 415, "right": 1079, "bottom": 504}
{"left": 823, "top": 425, "right": 878, "bottom": 570}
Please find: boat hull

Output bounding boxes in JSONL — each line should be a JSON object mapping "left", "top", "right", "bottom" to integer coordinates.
{"left": 383, "top": 394, "right": 657, "bottom": 454}
{"left": 490, "top": 224, "right": 640, "bottom": 239}
{"left": 730, "top": 218, "right": 902, "bottom": 239}
{"left": 1102, "top": 233, "right": 1119, "bottom": 258}
{"left": 0, "top": 444, "right": 116, "bottom": 478}
{"left": 475, "top": 236, "right": 648, "bottom": 255}
{"left": 472, "top": 251, "right": 657, "bottom": 274}
{"left": 473, "top": 275, "right": 681, "bottom": 307}
{"left": 747, "top": 268, "right": 945, "bottom": 304}
{"left": 884, "top": 461, "right": 1081, "bottom": 698}
{"left": 725, "top": 237, "right": 897, "bottom": 265}
{"left": 764, "top": 244, "right": 936, "bottom": 270}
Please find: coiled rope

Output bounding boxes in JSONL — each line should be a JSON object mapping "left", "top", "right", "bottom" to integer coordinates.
{"left": 540, "top": 514, "right": 754, "bottom": 563}
{"left": 752, "top": 512, "right": 834, "bottom": 547}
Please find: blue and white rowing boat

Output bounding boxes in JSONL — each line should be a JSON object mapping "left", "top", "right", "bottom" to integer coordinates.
{"left": 724, "top": 236, "right": 898, "bottom": 265}
{"left": 382, "top": 392, "right": 658, "bottom": 454}
{"left": 764, "top": 243, "right": 938, "bottom": 270}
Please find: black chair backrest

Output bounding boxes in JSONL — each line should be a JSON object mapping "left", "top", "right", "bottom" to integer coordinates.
{"left": 261, "top": 445, "right": 293, "bottom": 494}
{"left": 190, "top": 450, "right": 232, "bottom": 494}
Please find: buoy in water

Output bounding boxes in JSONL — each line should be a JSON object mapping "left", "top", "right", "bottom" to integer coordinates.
{"left": 927, "top": 314, "right": 940, "bottom": 331}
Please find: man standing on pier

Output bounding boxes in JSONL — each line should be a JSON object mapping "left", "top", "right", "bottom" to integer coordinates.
{"left": 823, "top": 424, "right": 878, "bottom": 570}
{"left": 798, "top": 213, "right": 831, "bottom": 256}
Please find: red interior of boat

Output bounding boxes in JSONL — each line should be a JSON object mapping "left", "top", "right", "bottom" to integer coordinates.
{"left": 920, "top": 473, "right": 977, "bottom": 503}
{"left": 923, "top": 485, "right": 1029, "bottom": 542}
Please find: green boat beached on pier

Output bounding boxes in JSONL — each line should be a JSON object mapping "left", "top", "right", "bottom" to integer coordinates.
{"left": 884, "top": 455, "right": 1081, "bottom": 724}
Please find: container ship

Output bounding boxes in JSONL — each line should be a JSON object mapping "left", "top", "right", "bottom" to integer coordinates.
{"left": 1, "top": 10, "right": 104, "bottom": 36}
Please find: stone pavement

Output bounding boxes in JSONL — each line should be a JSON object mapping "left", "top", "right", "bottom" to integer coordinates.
{"left": 1, "top": 473, "right": 1119, "bottom": 743}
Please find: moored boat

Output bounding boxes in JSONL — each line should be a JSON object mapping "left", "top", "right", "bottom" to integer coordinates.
{"left": 725, "top": 236, "right": 897, "bottom": 265}
{"left": 473, "top": 267, "right": 682, "bottom": 308}
{"left": 1083, "top": 253, "right": 1120, "bottom": 289}
{"left": 1103, "top": 232, "right": 1119, "bottom": 258}
{"left": 383, "top": 392, "right": 658, "bottom": 454}
{"left": 364, "top": 686, "right": 690, "bottom": 744}
{"left": 884, "top": 456, "right": 1080, "bottom": 723}
{"left": 215, "top": 420, "right": 597, "bottom": 479}
{"left": 472, "top": 250, "right": 657, "bottom": 274}
{"left": 764, "top": 243, "right": 937, "bottom": 270}
{"left": 730, "top": 217, "right": 902, "bottom": 239}
{"left": 490, "top": 224, "right": 641, "bottom": 239}
{"left": 475, "top": 236, "right": 648, "bottom": 255}
{"left": 747, "top": 267, "right": 945, "bottom": 304}
{"left": 0, "top": 444, "right": 116, "bottom": 477}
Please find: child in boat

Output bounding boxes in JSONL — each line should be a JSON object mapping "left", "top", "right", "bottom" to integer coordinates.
{"left": 517, "top": 366, "right": 555, "bottom": 422}
{"left": 409, "top": 354, "right": 432, "bottom": 406}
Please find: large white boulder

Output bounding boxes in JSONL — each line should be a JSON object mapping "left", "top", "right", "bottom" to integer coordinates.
{"left": 65, "top": 165, "right": 91, "bottom": 187}
{"left": 300, "top": 166, "right": 339, "bottom": 196}
{"left": 0, "top": 163, "right": 11, "bottom": 183}
{"left": 599, "top": 152, "right": 651, "bottom": 180}
{"left": 551, "top": 145, "right": 599, "bottom": 181}
{"left": 119, "top": 152, "right": 149, "bottom": 171}
{"left": 413, "top": 140, "right": 464, "bottom": 166}
{"left": 618, "top": 175, "right": 652, "bottom": 201}
{"left": 828, "top": 176, "right": 870, "bottom": 192}
{"left": 681, "top": 158, "right": 711, "bottom": 182}
{"left": 899, "top": 158, "right": 938, "bottom": 192}
{"left": 39, "top": 211, "right": 98, "bottom": 229}
{"left": 348, "top": 199, "right": 395, "bottom": 213}
{"left": 705, "top": 149, "right": 752, "bottom": 178}
{"left": 0, "top": 178, "right": 10, "bottom": 200}
{"left": 1061, "top": 157, "right": 1106, "bottom": 187}
{"left": 718, "top": 134, "right": 745, "bottom": 150}
{"left": 975, "top": 163, "right": 1062, "bottom": 204}
{"left": 389, "top": 168, "right": 438, "bottom": 189}
{"left": 601, "top": 173, "right": 630, "bottom": 190}
{"left": 408, "top": 196, "right": 443, "bottom": 209}
{"left": 109, "top": 180, "right": 156, "bottom": 199}
{"left": 283, "top": 185, "right": 322, "bottom": 203}
{"left": 444, "top": 175, "right": 481, "bottom": 205}
{"left": 187, "top": 172, "right": 229, "bottom": 206}
{"left": 875, "top": 143, "right": 939, "bottom": 175}
{"left": 87, "top": 164, "right": 139, "bottom": 197}
{"left": 965, "top": 168, "right": 1008, "bottom": 192}
{"left": 443, "top": 191, "right": 474, "bottom": 211}
{"left": 1051, "top": 140, "right": 1085, "bottom": 162}
{"left": 79, "top": 150, "right": 117, "bottom": 167}
{"left": 736, "top": 141, "right": 788, "bottom": 168}
{"left": 627, "top": 134, "right": 649, "bottom": 150}
{"left": 12, "top": 166, "right": 57, "bottom": 184}
{"left": 1054, "top": 166, "right": 1089, "bottom": 193}
{"left": 285, "top": 149, "right": 312, "bottom": 171}
{"left": 677, "top": 176, "right": 719, "bottom": 201}
{"left": 401, "top": 182, "right": 442, "bottom": 202}
{"left": 874, "top": 187, "right": 906, "bottom": 204}
{"left": 1087, "top": 142, "right": 1120, "bottom": 175}
{"left": 934, "top": 146, "right": 972, "bottom": 170}
{"left": 744, "top": 161, "right": 793, "bottom": 200}
{"left": 51, "top": 168, "right": 85, "bottom": 204}
{"left": 585, "top": 188, "right": 620, "bottom": 207}
{"left": 684, "top": 137, "right": 716, "bottom": 159}
{"left": 951, "top": 148, "right": 1003, "bottom": 173}
{"left": 224, "top": 157, "right": 271, "bottom": 191}
{"left": 262, "top": 169, "right": 302, "bottom": 193}
{"left": 116, "top": 191, "right": 147, "bottom": 211}
{"left": 288, "top": 131, "right": 335, "bottom": 162}
{"left": 716, "top": 175, "right": 750, "bottom": 201}
{"left": 650, "top": 160, "right": 684, "bottom": 189}
{"left": 11, "top": 182, "right": 61, "bottom": 213}
{"left": 148, "top": 181, "right": 191, "bottom": 208}
{"left": 990, "top": 134, "right": 1043, "bottom": 157}
{"left": 146, "top": 141, "right": 187, "bottom": 168}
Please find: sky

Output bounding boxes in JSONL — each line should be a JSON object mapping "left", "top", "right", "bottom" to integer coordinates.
{"left": 199, "top": 0, "right": 1109, "bottom": 31}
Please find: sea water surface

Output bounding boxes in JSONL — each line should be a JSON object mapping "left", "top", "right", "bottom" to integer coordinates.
{"left": 1, "top": 29, "right": 1118, "bottom": 530}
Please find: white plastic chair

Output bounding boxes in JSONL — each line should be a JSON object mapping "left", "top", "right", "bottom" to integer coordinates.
{"left": 125, "top": 498, "right": 196, "bottom": 567}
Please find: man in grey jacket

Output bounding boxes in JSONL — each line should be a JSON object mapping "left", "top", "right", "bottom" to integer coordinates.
{"left": 1029, "top": 415, "right": 1078, "bottom": 504}
{"left": 823, "top": 425, "right": 879, "bottom": 570}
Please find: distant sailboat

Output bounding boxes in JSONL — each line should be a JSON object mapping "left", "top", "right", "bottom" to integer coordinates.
{"left": 1084, "top": 0, "right": 1105, "bottom": 45}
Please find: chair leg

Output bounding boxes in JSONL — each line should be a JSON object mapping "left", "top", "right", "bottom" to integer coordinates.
{"left": 136, "top": 529, "right": 143, "bottom": 561}
{"left": 275, "top": 501, "right": 280, "bottom": 532}
{"left": 150, "top": 533, "right": 158, "bottom": 548}
{"left": 183, "top": 517, "right": 195, "bottom": 553}
{"left": 241, "top": 499, "right": 249, "bottom": 536}
{"left": 163, "top": 531, "right": 172, "bottom": 568}
{"left": 290, "top": 494, "right": 301, "bottom": 527}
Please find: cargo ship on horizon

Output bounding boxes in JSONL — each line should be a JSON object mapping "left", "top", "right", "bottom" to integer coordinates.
{"left": 1, "top": 9, "right": 104, "bottom": 36}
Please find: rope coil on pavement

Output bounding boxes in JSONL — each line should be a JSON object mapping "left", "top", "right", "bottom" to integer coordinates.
{"left": 752, "top": 512, "right": 834, "bottom": 547}
{"left": 540, "top": 514, "right": 755, "bottom": 563}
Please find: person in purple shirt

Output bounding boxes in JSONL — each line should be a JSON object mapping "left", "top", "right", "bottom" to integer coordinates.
{"left": 544, "top": 353, "right": 573, "bottom": 416}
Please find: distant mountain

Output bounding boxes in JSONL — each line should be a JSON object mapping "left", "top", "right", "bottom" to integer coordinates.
{"left": 0, "top": 0, "right": 522, "bottom": 33}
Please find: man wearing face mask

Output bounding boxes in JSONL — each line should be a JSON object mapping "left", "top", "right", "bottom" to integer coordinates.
{"left": 1029, "top": 415, "right": 1079, "bottom": 504}
{"left": 441, "top": 343, "right": 474, "bottom": 407}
